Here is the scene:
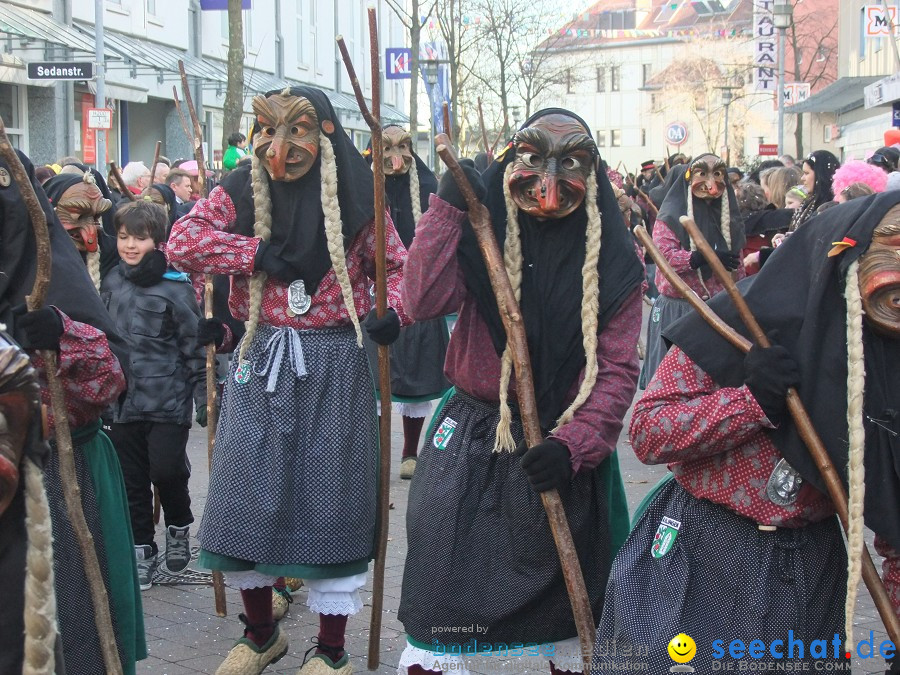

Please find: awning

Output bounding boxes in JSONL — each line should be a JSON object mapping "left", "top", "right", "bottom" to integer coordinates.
{"left": 0, "top": 4, "right": 98, "bottom": 58}
{"left": 786, "top": 76, "right": 882, "bottom": 115}
{"left": 325, "top": 90, "right": 408, "bottom": 125}
{"left": 86, "top": 79, "right": 148, "bottom": 104}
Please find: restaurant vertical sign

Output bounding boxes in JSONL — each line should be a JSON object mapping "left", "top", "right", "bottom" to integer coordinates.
{"left": 753, "top": 0, "right": 777, "bottom": 92}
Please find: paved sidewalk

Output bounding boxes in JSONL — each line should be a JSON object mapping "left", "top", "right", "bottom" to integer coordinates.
{"left": 138, "top": 405, "right": 890, "bottom": 675}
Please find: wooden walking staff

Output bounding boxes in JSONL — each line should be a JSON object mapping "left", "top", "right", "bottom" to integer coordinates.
{"left": 442, "top": 101, "right": 452, "bottom": 141}
{"left": 178, "top": 59, "right": 228, "bottom": 616}
{"left": 678, "top": 215, "right": 900, "bottom": 646}
{"left": 335, "top": 11, "right": 393, "bottom": 669}
{"left": 0, "top": 118, "right": 124, "bottom": 675}
{"left": 109, "top": 160, "right": 136, "bottom": 202}
{"left": 149, "top": 140, "right": 162, "bottom": 185}
{"left": 435, "top": 134, "right": 597, "bottom": 669}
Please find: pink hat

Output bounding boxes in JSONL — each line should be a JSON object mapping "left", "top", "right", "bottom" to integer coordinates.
{"left": 179, "top": 160, "right": 213, "bottom": 177}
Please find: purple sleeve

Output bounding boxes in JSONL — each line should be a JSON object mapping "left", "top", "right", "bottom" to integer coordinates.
{"left": 400, "top": 194, "right": 468, "bottom": 320}
{"left": 551, "top": 288, "right": 643, "bottom": 473}
{"left": 653, "top": 219, "right": 692, "bottom": 273}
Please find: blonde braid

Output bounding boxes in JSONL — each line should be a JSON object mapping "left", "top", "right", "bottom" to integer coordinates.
{"left": 238, "top": 152, "right": 273, "bottom": 364}
{"left": 87, "top": 250, "right": 101, "bottom": 292}
{"left": 720, "top": 189, "right": 732, "bottom": 250}
{"left": 843, "top": 259, "right": 866, "bottom": 648}
{"left": 553, "top": 170, "right": 602, "bottom": 430}
{"left": 320, "top": 134, "right": 363, "bottom": 346}
{"left": 493, "top": 164, "right": 523, "bottom": 453}
{"left": 408, "top": 161, "right": 423, "bottom": 225}
{"left": 22, "top": 456, "right": 57, "bottom": 675}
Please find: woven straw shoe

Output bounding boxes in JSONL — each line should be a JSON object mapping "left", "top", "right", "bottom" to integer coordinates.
{"left": 400, "top": 457, "right": 416, "bottom": 480}
{"left": 215, "top": 624, "right": 288, "bottom": 675}
{"left": 297, "top": 653, "right": 353, "bottom": 675}
{"left": 272, "top": 587, "right": 293, "bottom": 621}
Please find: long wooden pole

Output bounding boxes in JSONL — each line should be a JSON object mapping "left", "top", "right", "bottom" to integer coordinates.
{"left": 149, "top": 140, "right": 162, "bottom": 185}
{"left": 178, "top": 61, "right": 228, "bottom": 616}
{"left": 336, "top": 12, "right": 392, "bottom": 669}
{"left": 435, "top": 134, "right": 596, "bottom": 670}
{"left": 109, "top": 161, "right": 136, "bottom": 202}
{"left": 679, "top": 215, "right": 900, "bottom": 646}
{"left": 0, "top": 118, "right": 123, "bottom": 674}
{"left": 442, "top": 101, "right": 452, "bottom": 142}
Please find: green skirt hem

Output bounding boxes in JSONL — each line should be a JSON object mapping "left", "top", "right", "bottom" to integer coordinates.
{"left": 197, "top": 550, "right": 369, "bottom": 580}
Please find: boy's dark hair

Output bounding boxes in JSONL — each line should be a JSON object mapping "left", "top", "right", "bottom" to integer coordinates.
{"left": 228, "top": 132, "right": 246, "bottom": 146}
{"left": 115, "top": 201, "right": 167, "bottom": 245}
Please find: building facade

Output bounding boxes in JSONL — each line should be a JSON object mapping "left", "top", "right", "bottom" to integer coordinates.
{"left": 0, "top": 0, "right": 409, "bottom": 167}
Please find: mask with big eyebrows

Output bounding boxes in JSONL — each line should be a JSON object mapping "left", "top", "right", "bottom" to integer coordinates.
{"left": 55, "top": 172, "right": 111, "bottom": 253}
{"left": 252, "top": 92, "right": 320, "bottom": 182}
{"left": 508, "top": 113, "right": 596, "bottom": 219}
{"left": 857, "top": 217, "right": 900, "bottom": 337}
{"left": 381, "top": 126, "right": 413, "bottom": 176}
{"left": 688, "top": 154, "right": 727, "bottom": 201}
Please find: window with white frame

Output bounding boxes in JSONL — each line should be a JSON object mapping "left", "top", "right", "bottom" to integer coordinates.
{"left": 146, "top": 0, "right": 156, "bottom": 15}
{"left": 0, "top": 84, "right": 26, "bottom": 151}
{"left": 310, "top": 0, "right": 319, "bottom": 72}
{"left": 296, "top": 0, "right": 308, "bottom": 66}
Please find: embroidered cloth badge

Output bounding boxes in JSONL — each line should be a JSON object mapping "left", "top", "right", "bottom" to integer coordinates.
{"left": 652, "top": 516, "right": 682, "bottom": 559}
{"left": 433, "top": 417, "right": 457, "bottom": 450}
{"left": 234, "top": 361, "right": 252, "bottom": 384}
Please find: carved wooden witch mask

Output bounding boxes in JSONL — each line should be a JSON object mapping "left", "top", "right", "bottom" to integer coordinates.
{"left": 252, "top": 91, "right": 320, "bottom": 182}
{"left": 508, "top": 113, "right": 596, "bottom": 220}
{"left": 858, "top": 210, "right": 900, "bottom": 337}
{"left": 687, "top": 154, "right": 727, "bottom": 202}
{"left": 55, "top": 172, "right": 111, "bottom": 253}
{"left": 381, "top": 126, "right": 413, "bottom": 176}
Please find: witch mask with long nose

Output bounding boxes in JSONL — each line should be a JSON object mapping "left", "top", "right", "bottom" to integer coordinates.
{"left": 252, "top": 91, "right": 321, "bottom": 182}
{"left": 687, "top": 154, "right": 727, "bottom": 202}
{"left": 55, "top": 172, "right": 111, "bottom": 253}
{"left": 507, "top": 114, "right": 596, "bottom": 219}
{"left": 381, "top": 126, "right": 413, "bottom": 176}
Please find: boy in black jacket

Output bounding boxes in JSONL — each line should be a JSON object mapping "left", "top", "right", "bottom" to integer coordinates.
{"left": 101, "top": 201, "right": 206, "bottom": 589}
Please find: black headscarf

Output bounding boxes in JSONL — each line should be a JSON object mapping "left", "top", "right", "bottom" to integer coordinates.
{"left": 664, "top": 192, "right": 900, "bottom": 552}
{"left": 742, "top": 207, "right": 794, "bottom": 238}
{"left": 0, "top": 150, "right": 129, "bottom": 375}
{"left": 648, "top": 162, "right": 684, "bottom": 208}
{"left": 365, "top": 126, "right": 438, "bottom": 248}
{"left": 219, "top": 85, "right": 374, "bottom": 295}
{"left": 656, "top": 159, "right": 746, "bottom": 280}
{"left": 43, "top": 170, "right": 120, "bottom": 277}
{"left": 457, "top": 107, "right": 645, "bottom": 429}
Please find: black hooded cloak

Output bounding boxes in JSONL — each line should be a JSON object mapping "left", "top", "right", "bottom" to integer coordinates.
{"left": 217, "top": 85, "right": 375, "bottom": 297}
{"left": 456, "top": 108, "right": 645, "bottom": 429}
{"left": 0, "top": 150, "right": 129, "bottom": 374}
{"left": 664, "top": 192, "right": 900, "bottom": 552}
{"left": 655, "top": 160, "right": 746, "bottom": 280}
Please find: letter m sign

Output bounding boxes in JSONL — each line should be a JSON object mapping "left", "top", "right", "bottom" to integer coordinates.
{"left": 386, "top": 48, "right": 412, "bottom": 80}
{"left": 866, "top": 5, "right": 899, "bottom": 37}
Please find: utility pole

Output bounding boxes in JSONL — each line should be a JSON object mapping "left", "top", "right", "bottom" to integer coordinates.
{"left": 93, "top": 0, "right": 105, "bottom": 171}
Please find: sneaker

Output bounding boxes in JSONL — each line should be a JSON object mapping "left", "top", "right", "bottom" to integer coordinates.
{"left": 135, "top": 545, "right": 158, "bottom": 591}
{"left": 400, "top": 456, "right": 416, "bottom": 480}
{"left": 164, "top": 524, "right": 191, "bottom": 573}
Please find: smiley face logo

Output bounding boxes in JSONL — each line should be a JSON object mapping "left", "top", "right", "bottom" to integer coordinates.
{"left": 667, "top": 633, "right": 696, "bottom": 663}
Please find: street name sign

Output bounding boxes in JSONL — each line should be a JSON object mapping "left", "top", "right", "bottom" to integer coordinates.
{"left": 27, "top": 62, "right": 94, "bottom": 81}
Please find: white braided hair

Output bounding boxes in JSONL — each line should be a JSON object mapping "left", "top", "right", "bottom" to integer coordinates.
{"left": 238, "top": 151, "right": 274, "bottom": 365}
{"left": 87, "top": 250, "right": 101, "bottom": 292}
{"left": 408, "top": 160, "right": 423, "bottom": 225}
{"left": 493, "top": 164, "right": 604, "bottom": 451}
{"left": 843, "top": 259, "right": 866, "bottom": 649}
{"left": 22, "top": 455, "right": 57, "bottom": 674}
{"left": 320, "top": 133, "right": 362, "bottom": 346}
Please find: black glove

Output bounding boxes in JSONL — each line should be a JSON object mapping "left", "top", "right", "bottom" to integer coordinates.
{"left": 197, "top": 318, "right": 226, "bottom": 348}
{"left": 126, "top": 249, "right": 168, "bottom": 287}
{"left": 254, "top": 242, "right": 302, "bottom": 284}
{"left": 436, "top": 158, "right": 487, "bottom": 211}
{"left": 12, "top": 305, "right": 64, "bottom": 351}
{"left": 195, "top": 402, "right": 208, "bottom": 427}
{"left": 515, "top": 438, "right": 572, "bottom": 493}
{"left": 689, "top": 249, "right": 741, "bottom": 271}
{"left": 363, "top": 308, "right": 401, "bottom": 345}
{"left": 743, "top": 330, "right": 800, "bottom": 423}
